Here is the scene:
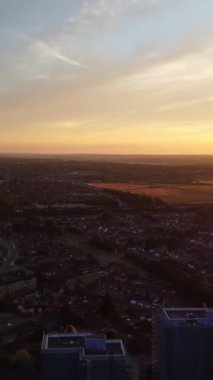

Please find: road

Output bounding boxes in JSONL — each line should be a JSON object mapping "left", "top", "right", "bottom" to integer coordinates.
{"left": 0, "top": 239, "right": 18, "bottom": 274}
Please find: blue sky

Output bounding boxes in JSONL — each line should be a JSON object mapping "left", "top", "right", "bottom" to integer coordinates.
{"left": 0, "top": 0, "right": 213, "bottom": 153}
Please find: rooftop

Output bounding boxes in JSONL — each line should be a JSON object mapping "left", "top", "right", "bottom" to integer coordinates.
{"left": 41, "top": 333, "right": 126, "bottom": 357}
{"left": 48, "top": 335, "right": 85, "bottom": 349}
{"left": 163, "top": 308, "right": 213, "bottom": 322}
{"left": 86, "top": 334, "right": 105, "bottom": 339}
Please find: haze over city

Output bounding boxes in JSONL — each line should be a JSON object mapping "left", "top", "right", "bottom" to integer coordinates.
{"left": 0, "top": 0, "right": 213, "bottom": 154}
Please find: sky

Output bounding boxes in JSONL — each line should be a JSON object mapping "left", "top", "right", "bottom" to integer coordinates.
{"left": 0, "top": 0, "right": 213, "bottom": 154}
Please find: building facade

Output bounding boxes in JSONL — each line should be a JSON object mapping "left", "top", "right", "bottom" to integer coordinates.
{"left": 41, "top": 332, "right": 133, "bottom": 380}
{"left": 153, "top": 307, "right": 213, "bottom": 380}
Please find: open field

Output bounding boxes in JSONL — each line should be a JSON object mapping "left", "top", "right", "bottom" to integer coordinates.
{"left": 90, "top": 182, "right": 213, "bottom": 204}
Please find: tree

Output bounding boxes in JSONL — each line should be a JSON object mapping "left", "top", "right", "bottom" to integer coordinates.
{"left": 65, "top": 325, "right": 78, "bottom": 334}
{"left": 145, "top": 364, "right": 152, "bottom": 380}
{"left": 0, "top": 198, "right": 12, "bottom": 220}
{"left": 60, "top": 304, "right": 85, "bottom": 327}
{"left": 0, "top": 356, "right": 11, "bottom": 370}
{"left": 100, "top": 293, "right": 116, "bottom": 319}
{"left": 105, "top": 328, "right": 118, "bottom": 339}
{"left": 0, "top": 298, "right": 7, "bottom": 313}
{"left": 11, "top": 350, "right": 32, "bottom": 368}
{"left": 126, "top": 335, "right": 146, "bottom": 356}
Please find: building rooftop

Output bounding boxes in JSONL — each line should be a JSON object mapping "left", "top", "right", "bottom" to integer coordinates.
{"left": 164, "top": 309, "right": 205, "bottom": 320}
{"left": 48, "top": 335, "right": 85, "bottom": 349}
{"left": 104, "top": 342, "right": 124, "bottom": 356}
{"left": 163, "top": 308, "right": 213, "bottom": 323}
{"left": 86, "top": 334, "right": 105, "bottom": 339}
{"left": 41, "top": 333, "right": 126, "bottom": 357}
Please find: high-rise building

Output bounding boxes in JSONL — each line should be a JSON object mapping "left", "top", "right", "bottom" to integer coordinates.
{"left": 41, "top": 332, "right": 133, "bottom": 380}
{"left": 153, "top": 307, "right": 213, "bottom": 380}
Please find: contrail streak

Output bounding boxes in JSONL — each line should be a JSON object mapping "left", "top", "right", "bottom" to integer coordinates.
{"left": 34, "top": 39, "right": 82, "bottom": 67}
{"left": 5, "top": 28, "right": 82, "bottom": 67}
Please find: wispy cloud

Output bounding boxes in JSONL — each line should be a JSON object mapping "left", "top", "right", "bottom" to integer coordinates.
{"left": 115, "top": 44, "right": 213, "bottom": 92}
{"left": 49, "top": 118, "right": 105, "bottom": 129}
{"left": 156, "top": 97, "right": 213, "bottom": 112}
{"left": 11, "top": 29, "right": 83, "bottom": 67}
{"left": 31, "top": 39, "right": 82, "bottom": 67}
{"left": 1, "top": 0, "right": 213, "bottom": 154}
{"left": 67, "top": 0, "right": 161, "bottom": 34}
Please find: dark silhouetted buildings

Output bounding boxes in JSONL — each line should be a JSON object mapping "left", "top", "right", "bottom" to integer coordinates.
{"left": 41, "top": 332, "right": 133, "bottom": 380}
{"left": 153, "top": 307, "right": 213, "bottom": 380}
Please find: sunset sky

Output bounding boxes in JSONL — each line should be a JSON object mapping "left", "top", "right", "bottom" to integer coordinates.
{"left": 0, "top": 0, "right": 213, "bottom": 154}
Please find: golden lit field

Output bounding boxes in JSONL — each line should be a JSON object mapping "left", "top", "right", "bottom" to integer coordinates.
{"left": 90, "top": 182, "right": 213, "bottom": 204}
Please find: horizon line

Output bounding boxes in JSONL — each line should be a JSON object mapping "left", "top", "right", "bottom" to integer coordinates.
{"left": 0, "top": 153, "right": 213, "bottom": 157}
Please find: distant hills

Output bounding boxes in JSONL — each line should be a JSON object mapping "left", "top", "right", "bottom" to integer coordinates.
{"left": 0, "top": 154, "right": 213, "bottom": 165}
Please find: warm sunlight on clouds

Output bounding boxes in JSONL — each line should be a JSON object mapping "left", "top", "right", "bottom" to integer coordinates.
{"left": 0, "top": 0, "right": 213, "bottom": 154}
